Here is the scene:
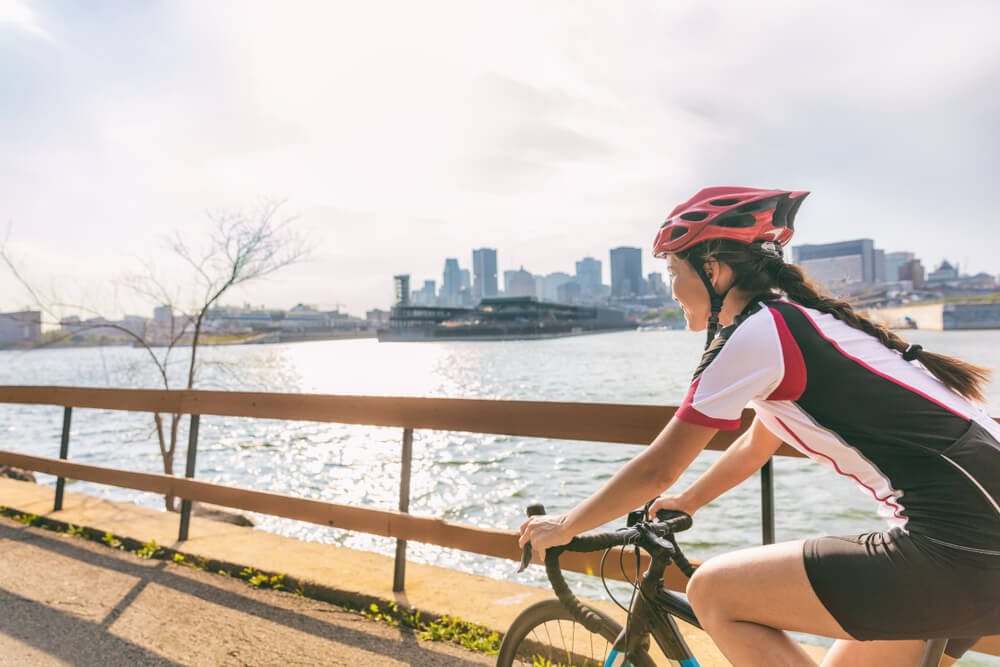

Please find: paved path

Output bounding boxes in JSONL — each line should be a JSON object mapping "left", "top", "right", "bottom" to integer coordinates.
{"left": 0, "top": 516, "right": 493, "bottom": 666}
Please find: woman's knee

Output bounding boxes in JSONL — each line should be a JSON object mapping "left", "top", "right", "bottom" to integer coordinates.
{"left": 686, "top": 557, "right": 731, "bottom": 620}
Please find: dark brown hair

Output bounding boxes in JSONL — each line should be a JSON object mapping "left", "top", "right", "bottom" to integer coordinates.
{"left": 679, "top": 240, "right": 993, "bottom": 403}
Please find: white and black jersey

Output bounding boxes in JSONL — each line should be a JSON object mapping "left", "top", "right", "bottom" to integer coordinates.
{"left": 675, "top": 297, "right": 1000, "bottom": 555}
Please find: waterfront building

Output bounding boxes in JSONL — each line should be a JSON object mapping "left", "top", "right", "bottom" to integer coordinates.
{"left": 884, "top": 251, "right": 915, "bottom": 283}
{"left": 393, "top": 274, "right": 410, "bottom": 306}
{"left": 472, "top": 248, "right": 498, "bottom": 301}
{"left": 153, "top": 305, "right": 173, "bottom": 324}
{"left": 792, "top": 239, "right": 883, "bottom": 291}
{"left": 411, "top": 280, "right": 436, "bottom": 307}
{"left": 380, "top": 296, "right": 632, "bottom": 341}
{"left": 366, "top": 309, "right": 390, "bottom": 325}
{"left": 647, "top": 272, "right": 668, "bottom": 296}
{"left": 441, "top": 259, "right": 462, "bottom": 306}
{"left": 0, "top": 310, "right": 42, "bottom": 345}
{"left": 575, "top": 257, "right": 603, "bottom": 294}
{"left": 557, "top": 281, "right": 582, "bottom": 304}
{"left": 610, "top": 247, "right": 644, "bottom": 298}
{"left": 281, "top": 304, "right": 332, "bottom": 331}
{"left": 504, "top": 267, "right": 536, "bottom": 298}
{"left": 542, "top": 272, "right": 573, "bottom": 302}
{"left": 899, "top": 258, "right": 924, "bottom": 289}
{"left": 926, "top": 260, "right": 960, "bottom": 286}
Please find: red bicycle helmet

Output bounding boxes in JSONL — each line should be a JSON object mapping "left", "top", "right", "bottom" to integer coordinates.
{"left": 653, "top": 186, "right": 809, "bottom": 257}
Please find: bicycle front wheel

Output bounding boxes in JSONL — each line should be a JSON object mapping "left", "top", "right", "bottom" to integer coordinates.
{"left": 496, "top": 599, "right": 656, "bottom": 667}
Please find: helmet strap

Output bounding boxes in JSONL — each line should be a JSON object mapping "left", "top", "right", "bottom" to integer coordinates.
{"left": 694, "top": 263, "right": 730, "bottom": 350}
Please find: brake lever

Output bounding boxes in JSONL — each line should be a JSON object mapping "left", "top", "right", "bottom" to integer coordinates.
{"left": 635, "top": 521, "right": 675, "bottom": 555}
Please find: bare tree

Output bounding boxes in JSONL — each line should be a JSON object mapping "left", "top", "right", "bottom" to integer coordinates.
{"left": 2, "top": 199, "right": 308, "bottom": 510}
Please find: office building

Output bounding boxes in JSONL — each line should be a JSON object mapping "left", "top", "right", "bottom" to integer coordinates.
{"left": 899, "top": 259, "right": 925, "bottom": 288}
{"left": 610, "top": 247, "right": 644, "bottom": 298}
{"left": 884, "top": 252, "right": 915, "bottom": 283}
{"left": 575, "top": 257, "right": 602, "bottom": 292}
{"left": 411, "top": 280, "right": 436, "bottom": 307}
{"left": 442, "top": 259, "right": 462, "bottom": 306}
{"left": 472, "top": 248, "right": 499, "bottom": 300}
{"left": 504, "top": 267, "right": 536, "bottom": 298}
{"left": 0, "top": 310, "right": 42, "bottom": 345}
{"left": 393, "top": 274, "right": 410, "bottom": 306}
{"left": 647, "top": 272, "right": 668, "bottom": 296}
{"left": 542, "top": 272, "right": 573, "bottom": 302}
{"left": 792, "top": 239, "right": 882, "bottom": 289}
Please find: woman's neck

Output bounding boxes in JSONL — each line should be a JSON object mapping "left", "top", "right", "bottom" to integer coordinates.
{"left": 718, "top": 289, "right": 757, "bottom": 326}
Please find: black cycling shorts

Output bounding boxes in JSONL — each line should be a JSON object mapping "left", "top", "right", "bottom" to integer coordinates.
{"left": 804, "top": 528, "right": 1000, "bottom": 659}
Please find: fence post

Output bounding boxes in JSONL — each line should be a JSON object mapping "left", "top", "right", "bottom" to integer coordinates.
{"left": 393, "top": 428, "right": 414, "bottom": 592}
{"left": 761, "top": 457, "right": 775, "bottom": 545}
{"left": 177, "top": 414, "right": 201, "bottom": 542}
{"left": 53, "top": 407, "right": 72, "bottom": 512}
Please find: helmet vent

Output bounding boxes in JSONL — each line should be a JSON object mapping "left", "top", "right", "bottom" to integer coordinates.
{"left": 709, "top": 198, "right": 741, "bottom": 207}
{"left": 669, "top": 226, "right": 689, "bottom": 241}
{"left": 679, "top": 211, "right": 709, "bottom": 222}
{"left": 736, "top": 198, "right": 777, "bottom": 214}
{"left": 712, "top": 214, "right": 757, "bottom": 228}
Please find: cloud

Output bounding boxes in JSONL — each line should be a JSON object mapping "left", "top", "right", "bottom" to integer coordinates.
{"left": 0, "top": 0, "right": 52, "bottom": 40}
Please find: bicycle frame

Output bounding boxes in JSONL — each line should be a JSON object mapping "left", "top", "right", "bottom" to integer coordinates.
{"left": 605, "top": 540, "right": 704, "bottom": 666}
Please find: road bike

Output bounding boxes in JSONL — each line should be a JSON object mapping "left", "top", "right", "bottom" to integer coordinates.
{"left": 497, "top": 504, "right": 950, "bottom": 667}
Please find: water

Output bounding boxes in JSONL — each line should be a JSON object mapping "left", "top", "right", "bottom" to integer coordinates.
{"left": 2, "top": 329, "right": 999, "bottom": 663}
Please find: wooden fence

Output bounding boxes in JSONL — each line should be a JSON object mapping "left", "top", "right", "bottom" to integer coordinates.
{"left": 1, "top": 386, "right": 998, "bottom": 657}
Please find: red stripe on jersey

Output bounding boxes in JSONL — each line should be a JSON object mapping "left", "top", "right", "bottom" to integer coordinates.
{"left": 784, "top": 301, "right": 970, "bottom": 421}
{"left": 676, "top": 376, "right": 742, "bottom": 430}
{"left": 775, "top": 416, "right": 905, "bottom": 520}
{"left": 765, "top": 306, "right": 806, "bottom": 400}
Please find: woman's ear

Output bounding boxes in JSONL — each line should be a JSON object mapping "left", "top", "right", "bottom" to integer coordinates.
{"left": 702, "top": 258, "right": 718, "bottom": 281}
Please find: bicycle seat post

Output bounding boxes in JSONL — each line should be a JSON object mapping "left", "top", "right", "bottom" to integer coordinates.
{"left": 918, "top": 639, "right": 947, "bottom": 667}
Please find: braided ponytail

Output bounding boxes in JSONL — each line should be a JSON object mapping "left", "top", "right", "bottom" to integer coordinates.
{"left": 688, "top": 240, "right": 993, "bottom": 403}
{"left": 773, "top": 263, "right": 991, "bottom": 403}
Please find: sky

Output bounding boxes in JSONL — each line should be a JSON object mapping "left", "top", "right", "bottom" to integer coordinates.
{"left": 1, "top": 0, "right": 998, "bottom": 319}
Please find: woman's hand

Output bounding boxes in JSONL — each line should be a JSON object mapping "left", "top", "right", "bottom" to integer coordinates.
{"left": 648, "top": 494, "right": 696, "bottom": 519}
{"left": 518, "top": 513, "right": 574, "bottom": 564}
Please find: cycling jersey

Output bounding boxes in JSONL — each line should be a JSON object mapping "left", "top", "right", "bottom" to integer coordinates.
{"left": 675, "top": 297, "right": 1000, "bottom": 555}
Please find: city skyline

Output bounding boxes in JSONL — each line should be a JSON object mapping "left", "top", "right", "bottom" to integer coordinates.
{"left": 3, "top": 2, "right": 999, "bottom": 318}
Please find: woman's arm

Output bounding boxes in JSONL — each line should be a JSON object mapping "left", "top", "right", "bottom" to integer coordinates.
{"left": 518, "top": 416, "right": 718, "bottom": 556}
{"left": 651, "top": 415, "right": 784, "bottom": 516}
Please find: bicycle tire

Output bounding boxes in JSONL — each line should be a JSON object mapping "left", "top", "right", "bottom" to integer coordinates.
{"left": 496, "top": 599, "right": 659, "bottom": 667}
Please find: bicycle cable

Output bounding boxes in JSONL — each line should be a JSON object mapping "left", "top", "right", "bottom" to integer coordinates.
{"left": 600, "top": 547, "right": 632, "bottom": 614}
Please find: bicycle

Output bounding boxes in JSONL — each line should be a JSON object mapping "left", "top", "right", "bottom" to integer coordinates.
{"left": 498, "top": 503, "right": 951, "bottom": 667}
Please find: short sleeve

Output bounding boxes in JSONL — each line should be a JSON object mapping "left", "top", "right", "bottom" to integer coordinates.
{"left": 675, "top": 307, "right": 799, "bottom": 430}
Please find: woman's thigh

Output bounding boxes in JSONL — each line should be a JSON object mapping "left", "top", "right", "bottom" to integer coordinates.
{"left": 686, "top": 539, "right": 852, "bottom": 640}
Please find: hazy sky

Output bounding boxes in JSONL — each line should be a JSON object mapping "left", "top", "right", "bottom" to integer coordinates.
{"left": 2, "top": 0, "right": 998, "bottom": 318}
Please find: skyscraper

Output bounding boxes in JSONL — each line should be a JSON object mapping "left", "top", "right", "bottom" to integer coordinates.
{"left": 575, "top": 257, "right": 602, "bottom": 292}
{"left": 393, "top": 274, "right": 410, "bottom": 306}
{"left": 504, "top": 267, "right": 536, "bottom": 298}
{"left": 442, "top": 259, "right": 461, "bottom": 306}
{"left": 610, "top": 247, "right": 643, "bottom": 298}
{"left": 472, "top": 248, "right": 498, "bottom": 300}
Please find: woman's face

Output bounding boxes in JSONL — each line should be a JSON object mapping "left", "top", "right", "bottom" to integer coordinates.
{"left": 666, "top": 254, "right": 710, "bottom": 331}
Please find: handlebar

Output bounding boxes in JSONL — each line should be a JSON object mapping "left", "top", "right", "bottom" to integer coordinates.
{"left": 518, "top": 504, "right": 696, "bottom": 577}
{"left": 517, "top": 503, "right": 696, "bottom": 636}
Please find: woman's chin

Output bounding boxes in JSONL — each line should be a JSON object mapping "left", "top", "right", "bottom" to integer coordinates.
{"left": 683, "top": 314, "right": 705, "bottom": 332}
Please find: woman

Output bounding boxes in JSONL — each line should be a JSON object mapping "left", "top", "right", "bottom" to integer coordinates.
{"left": 518, "top": 186, "right": 1000, "bottom": 666}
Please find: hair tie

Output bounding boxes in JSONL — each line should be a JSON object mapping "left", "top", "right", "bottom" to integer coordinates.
{"left": 902, "top": 344, "right": 923, "bottom": 361}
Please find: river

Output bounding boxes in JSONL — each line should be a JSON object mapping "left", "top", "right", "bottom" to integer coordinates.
{"left": 1, "top": 329, "right": 999, "bottom": 661}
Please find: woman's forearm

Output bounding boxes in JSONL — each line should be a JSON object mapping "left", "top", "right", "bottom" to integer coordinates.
{"left": 677, "top": 417, "right": 782, "bottom": 513}
{"left": 562, "top": 417, "right": 717, "bottom": 535}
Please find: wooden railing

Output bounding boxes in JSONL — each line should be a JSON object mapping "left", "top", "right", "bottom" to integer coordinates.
{"left": 1, "top": 386, "right": 998, "bottom": 657}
